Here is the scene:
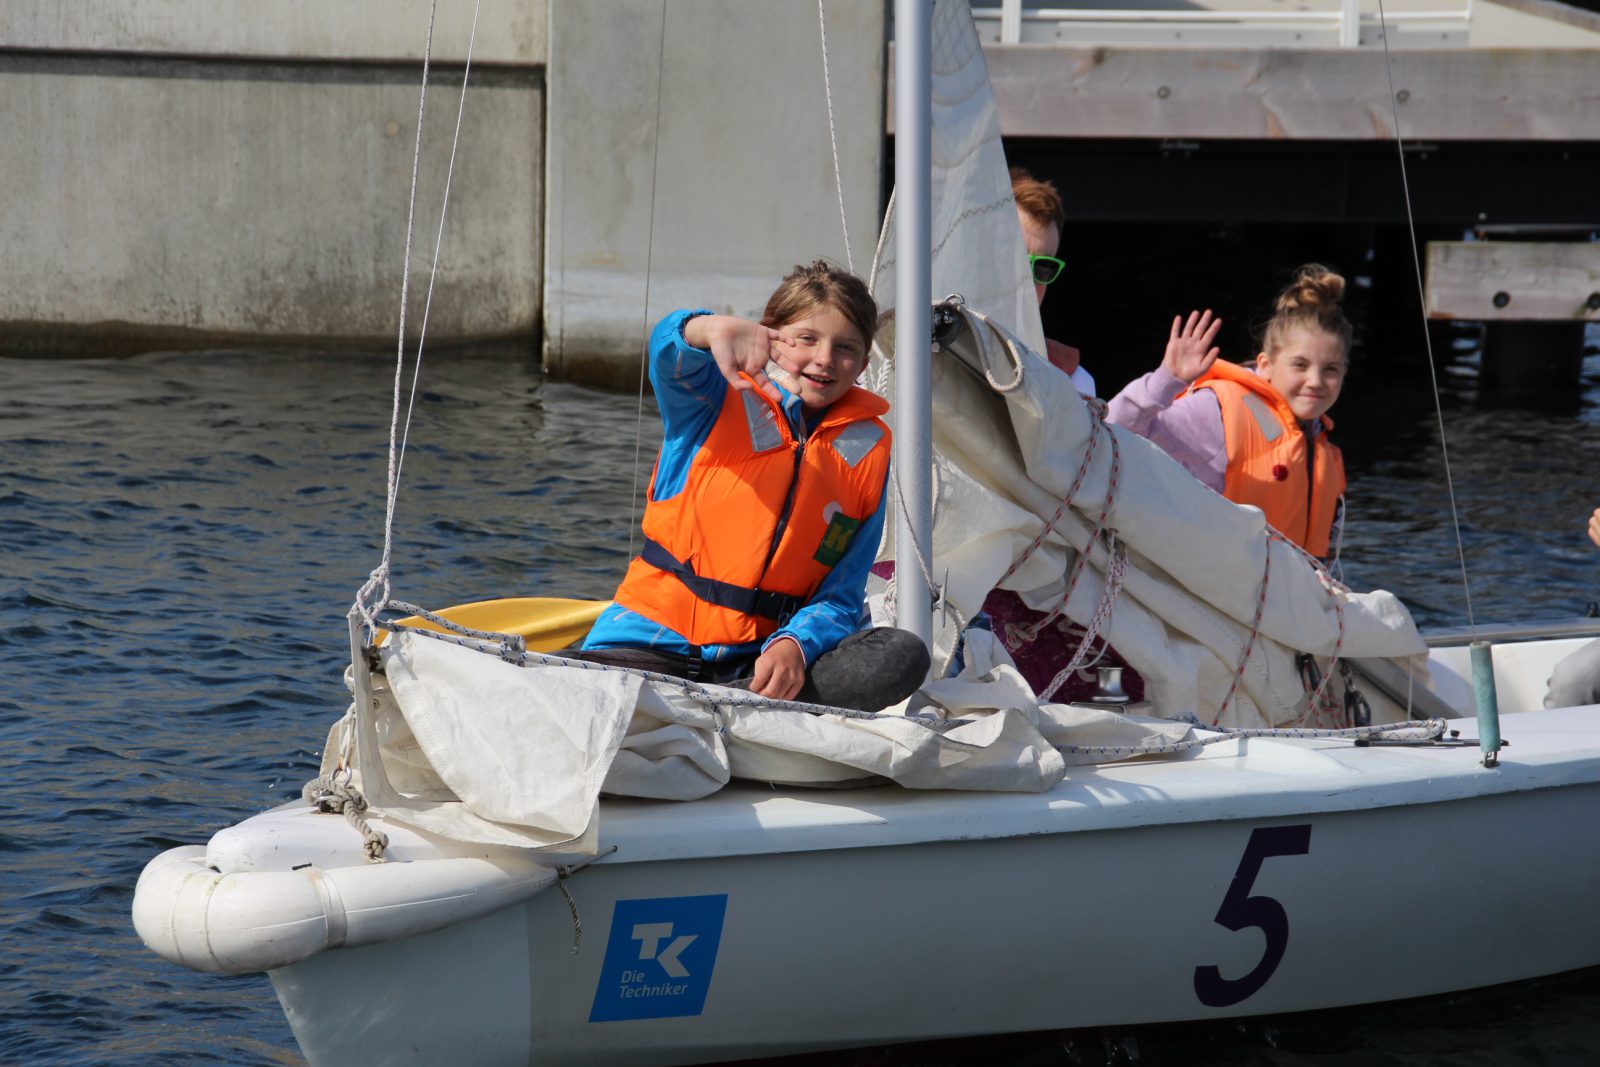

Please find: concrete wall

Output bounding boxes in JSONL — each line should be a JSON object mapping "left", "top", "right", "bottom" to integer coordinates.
{"left": 0, "top": 1, "right": 545, "bottom": 356}
{"left": 543, "top": 0, "right": 887, "bottom": 387}
{"left": 1, "top": 1, "right": 544, "bottom": 64}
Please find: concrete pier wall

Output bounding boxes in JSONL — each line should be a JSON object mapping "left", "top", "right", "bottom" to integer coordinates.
{"left": 0, "top": 0, "right": 887, "bottom": 377}
{"left": 543, "top": 1, "right": 886, "bottom": 388}
{"left": 0, "top": 1, "right": 545, "bottom": 357}
{"left": 7, "top": 0, "right": 1591, "bottom": 373}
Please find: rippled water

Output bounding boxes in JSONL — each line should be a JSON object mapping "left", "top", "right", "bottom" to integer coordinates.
{"left": 2, "top": 336, "right": 1597, "bottom": 1065}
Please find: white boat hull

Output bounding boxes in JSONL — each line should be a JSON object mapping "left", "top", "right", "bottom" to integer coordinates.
{"left": 250, "top": 705, "right": 1600, "bottom": 1066}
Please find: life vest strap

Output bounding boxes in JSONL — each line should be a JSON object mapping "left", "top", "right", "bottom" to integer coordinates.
{"left": 640, "top": 538, "right": 805, "bottom": 624}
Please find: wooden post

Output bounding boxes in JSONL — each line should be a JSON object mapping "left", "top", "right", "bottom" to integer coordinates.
{"left": 1425, "top": 238, "right": 1599, "bottom": 408}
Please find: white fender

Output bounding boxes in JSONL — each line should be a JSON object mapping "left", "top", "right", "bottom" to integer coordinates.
{"left": 132, "top": 845, "right": 559, "bottom": 974}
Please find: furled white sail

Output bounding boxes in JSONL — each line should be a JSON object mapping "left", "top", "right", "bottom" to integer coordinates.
{"left": 864, "top": 0, "right": 1432, "bottom": 728}
{"left": 868, "top": 0, "right": 1042, "bottom": 363}
{"left": 875, "top": 301, "right": 1429, "bottom": 728}
{"left": 320, "top": 631, "right": 1075, "bottom": 851}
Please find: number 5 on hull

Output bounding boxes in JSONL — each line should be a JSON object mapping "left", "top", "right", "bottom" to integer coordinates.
{"left": 1194, "top": 824, "right": 1314, "bottom": 1008}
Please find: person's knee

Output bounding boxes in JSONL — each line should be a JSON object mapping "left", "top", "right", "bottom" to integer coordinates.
{"left": 805, "top": 626, "right": 930, "bottom": 712}
{"left": 876, "top": 627, "right": 932, "bottom": 683}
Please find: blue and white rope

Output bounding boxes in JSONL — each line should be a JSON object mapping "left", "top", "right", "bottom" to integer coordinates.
{"left": 1058, "top": 717, "right": 1448, "bottom": 760}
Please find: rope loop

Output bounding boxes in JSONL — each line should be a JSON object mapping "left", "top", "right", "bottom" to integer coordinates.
{"left": 1037, "top": 535, "right": 1129, "bottom": 702}
{"left": 1002, "top": 407, "right": 1123, "bottom": 653}
{"left": 381, "top": 599, "right": 527, "bottom": 660}
{"left": 303, "top": 775, "right": 390, "bottom": 863}
{"left": 1213, "top": 532, "right": 1273, "bottom": 726}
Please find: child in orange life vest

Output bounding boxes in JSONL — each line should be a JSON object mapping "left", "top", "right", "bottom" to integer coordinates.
{"left": 574, "top": 261, "right": 929, "bottom": 712}
{"left": 1107, "top": 264, "right": 1351, "bottom": 558}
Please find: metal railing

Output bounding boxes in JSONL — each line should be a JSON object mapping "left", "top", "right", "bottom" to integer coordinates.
{"left": 976, "top": 0, "right": 1474, "bottom": 47}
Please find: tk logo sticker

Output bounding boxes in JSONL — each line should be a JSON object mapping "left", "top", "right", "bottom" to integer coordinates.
{"left": 589, "top": 894, "right": 728, "bottom": 1022}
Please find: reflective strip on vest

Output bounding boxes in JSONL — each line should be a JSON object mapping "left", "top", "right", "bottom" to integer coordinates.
{"left": 742, "top": 391, "right": 784, "bottom": 453}
{"left": 1242, "top": 392, "right": 1284, "bottom": 443}
{"left": 830, "top": 422, "right": 884, "bottom": 468}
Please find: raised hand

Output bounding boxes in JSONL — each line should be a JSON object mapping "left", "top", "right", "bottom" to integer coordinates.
{"left": 685, "top": 315, "right": 798, "bottom": 402}
{"left": 1160, "top": 309, "right": 1222, "bottom": 384}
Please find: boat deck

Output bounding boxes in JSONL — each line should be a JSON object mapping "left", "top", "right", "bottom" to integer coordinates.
{"left": 208, "top": 704, "right": 1600, "bottom": 875}
{"left": 593, "top": 704, "right": 1600, "bottom": 863}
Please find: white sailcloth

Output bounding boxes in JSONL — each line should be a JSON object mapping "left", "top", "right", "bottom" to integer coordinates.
{"left": 317, "top": 632, "right": 1073, "bottom": 851}
{"left": 868, "top": 0, "right": 1042, "bottom": 360}
{"left": 877, "top": 302, "right": 1428, "bottom": 728}
{"left": 863, "top": 0, "right": 1431, "bottom": 727}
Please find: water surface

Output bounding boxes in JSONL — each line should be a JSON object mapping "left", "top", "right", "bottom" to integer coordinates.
{"left": 2, "top": 337, "right": 1597, "bottom": 1064}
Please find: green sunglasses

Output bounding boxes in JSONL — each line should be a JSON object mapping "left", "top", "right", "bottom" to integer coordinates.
{"left": 1029, "top": 254, "right": 1065, "bottom": 286}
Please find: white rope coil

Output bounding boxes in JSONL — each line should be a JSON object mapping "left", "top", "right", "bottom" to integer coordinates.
{"left": 303, "top": 774, "right": 390, "bottom": 863}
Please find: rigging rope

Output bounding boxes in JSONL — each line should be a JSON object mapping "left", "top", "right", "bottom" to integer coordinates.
{"left": 867, "top": 186, "right": 896, "bottom": 297}
{"left": 354, "top": 0, "right": 483, "bottom": 628}
{"left": 1058, "top": 716, "right": 1449, "bottom": 762}
{"left": 379, "top": 614, "right": 1449, "bottom": 756}
{"left": 395, "top": 1, "right": 484, "bottom": 509}
{"left": 330, "top": 0, "right": 481, "bottom": 854}
{"left": 626, "top": 1, "right": 673, "bottom": 565}
{"left": 354, "top": 0, "right": 439, "bottom": 627}
{"left": 818, "top": 0, "right": 854, "bottom": 272}
{"left": 1375, "top": 0, "right": 1477, "bottom": 636}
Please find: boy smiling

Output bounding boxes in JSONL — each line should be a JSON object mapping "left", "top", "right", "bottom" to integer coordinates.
{"left": 575, "top": 261, "right": 928, "bottom": 711}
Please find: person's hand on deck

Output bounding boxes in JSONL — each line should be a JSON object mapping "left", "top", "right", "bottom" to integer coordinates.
{"left": 751, "top": 636, "right": 806, "bottom": 701}
{"left": 1160, "top": 309, "right": 1222, "bottom": 384}
{"left": 684, "top": 315, "right": 799, "bottom": 403}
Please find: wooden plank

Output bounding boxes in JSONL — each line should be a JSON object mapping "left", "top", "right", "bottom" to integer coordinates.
{"left": 961, "top": 46, "right": 1600, "bottom": 141}
{"left": 1493, "top": 0, "right": 1600, "bottom": 35}
{"left": 1424, "top": 240, "right": 1600, "bottom": 320}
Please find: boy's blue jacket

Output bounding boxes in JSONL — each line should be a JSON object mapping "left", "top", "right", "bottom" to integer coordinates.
{"left": 581, "top": 309, "right": 889, "bottom": 669}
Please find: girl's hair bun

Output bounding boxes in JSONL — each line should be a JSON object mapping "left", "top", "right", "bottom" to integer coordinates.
{"left": 1275, "top": 264, "right": 1345, "bottom": 316}
{"left": 1265, "top": 263, "right": 1353, "bottom": 360}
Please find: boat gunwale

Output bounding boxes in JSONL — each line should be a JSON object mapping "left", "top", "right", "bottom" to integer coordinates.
{"left": 210, "top": 705, "right": 1600, "bottom": 875}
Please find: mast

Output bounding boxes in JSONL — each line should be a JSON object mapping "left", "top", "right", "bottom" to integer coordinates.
{"left": 893, "top": 0, "right": 933, "bottom": 649}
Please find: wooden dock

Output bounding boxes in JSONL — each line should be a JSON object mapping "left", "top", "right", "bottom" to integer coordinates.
{"left": 897, "top": 0, "right": 1600, "bottom": 142}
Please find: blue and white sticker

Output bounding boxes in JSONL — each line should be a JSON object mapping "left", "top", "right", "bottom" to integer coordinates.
{"left": 589, "top": 894, "right": 728, "bottom": 1022}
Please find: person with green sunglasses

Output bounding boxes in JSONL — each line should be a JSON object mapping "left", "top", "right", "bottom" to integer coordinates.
{"left": 1011, "top": 167, "right": 1095, "bottom": 398}
{"left": 963, "top": 168, "right": 1111, "bottom": 707}
{"left": 1028, "top": 253, "right": 1065, "bottom": 289}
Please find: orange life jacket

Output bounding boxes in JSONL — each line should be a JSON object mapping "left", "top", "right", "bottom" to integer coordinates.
{"left": 613, "top": 381, "right": 892, "bottom": 646}
{"left": 1189, "top": 361, "right": 1346, "bottom": 557}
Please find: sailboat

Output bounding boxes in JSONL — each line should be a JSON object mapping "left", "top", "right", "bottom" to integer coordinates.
{"left": 132, "top": 2, "right": 1600, "bottom": 1065}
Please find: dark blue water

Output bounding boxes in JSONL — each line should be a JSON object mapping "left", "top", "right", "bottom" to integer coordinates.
{"left": 2, "top": 335, "right": 1597, "bottom": 1065}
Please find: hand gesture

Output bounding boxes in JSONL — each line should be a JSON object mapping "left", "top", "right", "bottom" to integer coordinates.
{"left": 750, "top": 637, "right": 806, "bottom": 701}
{"left": 1160, "top": 309, "right": 1222, "bottom": 384}
{"left": 685, "top": 315, "right": 798, "bottom": 403}
{"left": 1588, "top": 506, "right": 1600, "bottom": 551}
